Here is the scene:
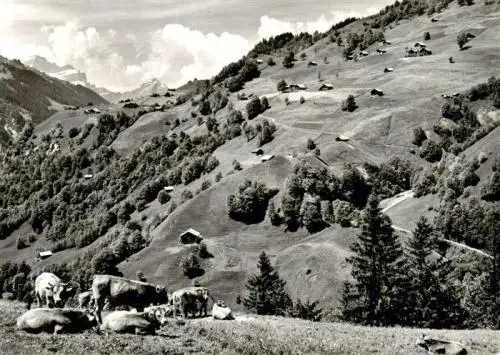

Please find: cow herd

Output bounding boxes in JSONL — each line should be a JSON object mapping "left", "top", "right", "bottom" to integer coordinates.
{"left": 16, "top": 272, "right": 233, "bottom": 336}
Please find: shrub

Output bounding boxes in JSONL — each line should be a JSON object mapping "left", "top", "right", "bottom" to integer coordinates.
{"left": 307, "top": 138, "right": 316, "bottom": 150}
{"left": 180, "top": 252, "right": 204, "bottom": 278}
{"left": 282, "top": 51, "right": 295, "bottom": 68}
{"left": 201, "top": 180, "right": 212, "bottom": 191}
{"left": 215, "top": 172, "right": 223, "bottom": 182}
{"left": 232, "top": 159, "right": 242, "bottom": 171}
{"left": 198, "top": 242, "right": 213, "bottom": 259}
{"left": 289, "top": 299, "right": 323, "bottom": 321}
{"left": 257, "top": 119, "right": 277, "bottom": 147}
{"left": 157, "top": 190, "right": 171, "bottom": 204}
{"left": 420, "top": 140, "right": 442, "bottom": 162}
{"left": 227, "top": 76, "right": 244, "bottom": 93}
{"left": 423, "top": 32, "right": 431, "bottom": 41}
{"left": 261, "top": 96, "right": 270, "bottom": 111}
{"left": 457, "top": 32, "right": 468, "bottom": 49}
{"left": 27, "top": 233, "right": 37, "bottom": 243}
{"left": 284, "top": 97, "right": 290, "bottom": 105}
{"left": 277, "top": 80, "right": 287, "bottom": 92}
{"left": 412, "top": 127, "right": 427, "bottom": 146}
{"left": 180, "top": 189, "right": 193, "bottom": 204}
{"left": 267, "top": 57, "right": 276, "bottom": 66}
{"left": 300, "top": 96, "right": 305, "bottom": 104}
{"left": 300, "top": 52, "right": 307, "bottom": 60}
{"left": 68, "top": 127, "right": 80, "bottom": 138}
{"left": 341, "top": 95, "right": 357, "bottom": 112}
{"left": 246, "top": 96, "right": 262, "bottom": 120}
{"left": 199, "top": 100, "right": 211, "bottom": 116}
{"left": 16, "top": 237, "right": 27, "bottom": 249}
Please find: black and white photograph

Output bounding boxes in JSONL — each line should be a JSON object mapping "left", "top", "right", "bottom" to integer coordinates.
{"left": 0, "top": 0, "right": 499, "bottom": 353}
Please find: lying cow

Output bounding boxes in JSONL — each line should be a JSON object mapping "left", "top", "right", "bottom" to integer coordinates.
{"left": 212, "top": 300, "right": 233, "bottom": 320}
{"left": 416, "top": 334, "right": 468, "bottom": 354}
{"left": 144, "top": 304, "right": 173, "bottom": 318}
{"left": 35, "top": 272, "right": 75, "bottom": 308}
{"left": 101, "top": 310, "right": 168, "bottom": 335}
{"left": 92, "top": 275, "right": 168, "bottom": 323}
{"left": 17, "top": 308, "right": 96, "bottom": 334}
{"left": 78, "top": 290, "right": 94, "bottom": 310}
{"left": 170, "top": 287, "right": 214, "bottom": 318}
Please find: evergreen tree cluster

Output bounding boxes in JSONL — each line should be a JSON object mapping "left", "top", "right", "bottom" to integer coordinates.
{"left": 244, "top": 251, "right": 323, "bottom": 321}
{"left": 342, "top": 195, "right": 499, "bottom": 329}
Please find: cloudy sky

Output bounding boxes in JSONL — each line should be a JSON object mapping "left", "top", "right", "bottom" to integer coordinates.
{"left": 0, "top": 0, "right": 393, "bottom": 92}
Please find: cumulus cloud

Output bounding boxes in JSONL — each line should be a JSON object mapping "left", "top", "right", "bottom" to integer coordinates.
{"left": 258, "top": 8, "right": 381, "bottom": 39}
{"left": 126, "top": 24, "right": 251, "bottom": 88}
{"left": 20, "top": 20, "right": 250, "bottom": 92}
{"left": 2, "top": 5, "right": 383, "bottom": 92}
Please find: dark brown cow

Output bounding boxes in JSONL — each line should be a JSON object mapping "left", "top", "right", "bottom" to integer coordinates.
{"left": 92, "top": 275, "right": 168, "bottom": 323}
{"left": 170, "top": 287, "right": 214, "bottom": 318}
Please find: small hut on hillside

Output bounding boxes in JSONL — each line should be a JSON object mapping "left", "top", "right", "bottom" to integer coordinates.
{"left": 384, "top": 67, "right": 394, "bottom": 73}
{"left": 319, "top": 84, "right": 334, "bottom": 91}
{"left": 371, "top": 88, "right": 384, "bottom": 96}
{"left": 376, "top": 49, "right": 387, "bottom": 54}
{"left": 179, "top": 228, "right": 203, "bottom": 244}
{"left": 251, "top": 148, "right": 264, "bottom": 156}
{"left": 163, "top": 186, "right": 174, "bottom": 192}
{"left": 37, "top": 251, "right": 53, "bottom": 260}
{"left": 261, "top": 155, "right": 275, "bottom": 162}
{"left": 308, "top": 61, "right": 318, "bottom": 67}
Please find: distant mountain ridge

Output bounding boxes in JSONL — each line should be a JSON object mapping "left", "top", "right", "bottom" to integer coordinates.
{"left": 23, "top": 56, "right": 169, "bottom": 102}
{"left": 0, "top": 55, "right": 108, "bottom": 147}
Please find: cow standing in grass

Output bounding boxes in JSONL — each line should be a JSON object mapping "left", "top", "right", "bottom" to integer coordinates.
{"left": 92, "top": 275, "right": 168, "bottom": 323}
{"left": 170, "top": 287, "right": 214, "bottom": 318}
{"left": 34, "top": 272, "right": 75, "bottom": 308}
{"left": 78, "top": 290, "right": 94, "bottom": 310}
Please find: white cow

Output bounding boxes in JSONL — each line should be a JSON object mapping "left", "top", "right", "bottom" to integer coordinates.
{"left": 35, "top": 272, "right": 75, "bottom": 308}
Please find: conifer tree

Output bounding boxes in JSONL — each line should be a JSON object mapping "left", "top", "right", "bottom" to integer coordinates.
{"left": 244, "top": 251, "right": 292, "bottom": 315}
{"left": 404, "top": 216, "right": 466, "bottom": 328}
{"left": 341, "top": 195, "right": 407, "bottom": 326}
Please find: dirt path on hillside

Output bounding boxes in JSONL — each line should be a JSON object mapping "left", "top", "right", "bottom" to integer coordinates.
{"left": 382, "top": 191, "right": 493, "bottom": 260}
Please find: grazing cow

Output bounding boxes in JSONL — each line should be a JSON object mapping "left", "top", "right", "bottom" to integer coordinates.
{"left": 92, "top": 275, "right": 168, "bottom": 323}
{"left": 78, "top": 290, "right": 94, "bottom": 310}
{"left": 16, "top": 308, "right": 96, "bottom": 334}
{"left": 416, "top": 335, "right": 468, "bottom": 354}
{"left": 101, "top": 310, "right": 168, "bottom": 335}
{"left": 35, "top": 272, "right": 75, "bottom": 308}
{"left": 170, "top": 287, "right": 214, "bottom": 318}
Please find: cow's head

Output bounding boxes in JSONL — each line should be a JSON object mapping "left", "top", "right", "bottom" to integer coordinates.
{"left": 85, "top": 311, "right": 98, "bottom": 327}
{"left": 48, "top": 281, "right": 74, "bottom": 307}
{"left": 155, "top": 285, "right": 168, "bottom": 304}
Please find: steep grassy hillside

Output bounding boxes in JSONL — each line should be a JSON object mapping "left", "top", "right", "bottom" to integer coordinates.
{"left": 0, "top": 56, "right": 107, "bottom": 147}
{"left": 120, "top": 0, "right": 500, "bottom": 310}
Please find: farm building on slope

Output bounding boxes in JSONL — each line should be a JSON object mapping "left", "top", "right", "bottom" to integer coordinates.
{"left": 179, "top": 228, "right": 203, "bottom": 244}
{"left": 36, "top": 250, "right": 53, "bottom": 260}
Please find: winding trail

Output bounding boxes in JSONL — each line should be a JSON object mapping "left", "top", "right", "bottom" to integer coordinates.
{"left": 382, "top": 191, "right": 493, "bottom": 260}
